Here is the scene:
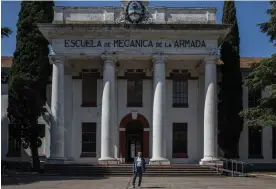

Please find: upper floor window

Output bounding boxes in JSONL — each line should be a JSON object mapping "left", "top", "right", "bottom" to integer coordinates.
{"left": 82, "top": 72, "right": 97, "bottom": 107}
{"left": 248, "top": 89, "right": 262, "bottom": 108}
{"left": 172, "top": 74, "right": 188, "bottom": 107}
{"left": 127, "top": 74, "right": 143, "bottom": 107}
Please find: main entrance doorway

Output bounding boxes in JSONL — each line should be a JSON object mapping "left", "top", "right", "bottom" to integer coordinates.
{"left": 119, "top": 113, "right": 150, "bottom": 163}
{"left": 125, "top": 120, "right": 143, "bottom": 162}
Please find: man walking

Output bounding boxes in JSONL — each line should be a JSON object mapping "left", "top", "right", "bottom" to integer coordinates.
{"left": 131, "top": 151, "right": 146, "bottom": 188}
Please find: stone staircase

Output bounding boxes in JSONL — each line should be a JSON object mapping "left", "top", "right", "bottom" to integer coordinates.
{"left": 44, "top": 164, "right": 221, "bottom": 177}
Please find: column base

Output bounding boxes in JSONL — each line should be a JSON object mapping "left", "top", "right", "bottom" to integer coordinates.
{"left": 149, "top": 157, "right": 170, "bottom": 165}
{"left": 199, "top": 157, "right": 223, "bottom": 167}
{"left": 98, "top": 157, "right": 119, "bottom": 165}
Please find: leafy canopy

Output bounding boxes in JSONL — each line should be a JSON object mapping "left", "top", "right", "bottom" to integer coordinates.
{"left": 240, "top": 55, "right": 276, "bottom": 127}
{"left": 1, "top": 27, "right": 12, "bottom": 38}
{"left": 240, "top": 1, "right": 276, "bottom": 127}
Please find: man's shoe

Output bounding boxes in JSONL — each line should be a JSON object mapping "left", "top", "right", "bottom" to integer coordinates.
{"left": 131, "top": 186, "right": 135, "bottom": 188}
{"left": 137, "top": 186, "right": 141, "bottom": 189}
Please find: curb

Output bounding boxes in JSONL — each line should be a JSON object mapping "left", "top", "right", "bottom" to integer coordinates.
{"left": 249, "top": 173, "right": 276, "bottom": 178}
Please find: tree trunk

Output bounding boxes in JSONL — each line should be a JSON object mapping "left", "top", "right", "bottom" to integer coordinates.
{"left": 30, "top": 140, "right": 40, "bottom": 172}
{"left": 223, "top": 140, "right": 239, "bottom": 159}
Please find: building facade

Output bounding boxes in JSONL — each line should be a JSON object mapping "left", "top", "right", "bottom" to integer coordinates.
{"left": 2, "top": 1, "right": 276, "bottom": 165}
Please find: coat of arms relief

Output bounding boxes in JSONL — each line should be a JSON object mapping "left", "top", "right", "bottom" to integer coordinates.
{"left": 115, "top": 1, "right": 154, "bottom": 24}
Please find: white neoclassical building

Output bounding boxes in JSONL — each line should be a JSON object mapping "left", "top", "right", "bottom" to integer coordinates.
{"left": 2, "top": 1, "right": 276, "bottom": 166}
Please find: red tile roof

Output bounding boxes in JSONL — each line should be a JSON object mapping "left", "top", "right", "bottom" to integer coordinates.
{"left": 218, "top": 57, "right": 265, "bottom": 68}
{"left": 1, "top": 56, "right": 13, "bottom": 68}
{"left": 1, "top": 56, "right": 265, "bottom": 69}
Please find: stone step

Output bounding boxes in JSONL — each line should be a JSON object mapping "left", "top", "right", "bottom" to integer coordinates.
{"left": 43, "top": 172, "right": 220, "bottom": 177}
{"left": 44, "top": 169, "right": 212, "bottom": 172}
{"left": 44, "top": 164, "right": 220, "bottom": 177}
{"left": 44, "top": 164, "right": 213, "bottom": 169}
{"left": 45, "top": 169, "right": 216, "bottom": 173}
{"left": 45, "top": 166, "right": 209, "bottom": 170}
{"left": 46, "top": 164, "right": 203, "bottom": 168}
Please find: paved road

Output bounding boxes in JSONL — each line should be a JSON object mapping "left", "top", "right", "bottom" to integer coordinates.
{"left": 2, "top": 176, "right": 276, "bottom": 189}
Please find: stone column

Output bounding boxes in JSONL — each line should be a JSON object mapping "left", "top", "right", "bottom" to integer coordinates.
{"left": 200, "top": 56, "right": 219, "bottom": 165}
{"left": 98, "top": 53, "right": 118, "bottom": 164}
{"left": 262, "top": 88, "right": 272, "bottom": 161}
{"left": 150, "top": 55, "right": 170, "bottom": 165}
{"left": 49, "top": 56, "right": 65, "bottom": 161}
{"left": 114, "top": 68, "right": 119, "bottom": 159}
{"left": 64, "top": 73, "right": 73, "bottom": 160}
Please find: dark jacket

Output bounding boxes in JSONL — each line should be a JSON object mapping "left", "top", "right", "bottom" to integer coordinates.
{"left": 133, "top": 157, "right": 146, "bottom": 173}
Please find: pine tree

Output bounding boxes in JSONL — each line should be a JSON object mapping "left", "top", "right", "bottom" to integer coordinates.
{"left": 259, "top": 1, "right": 276, "bottom": 46}
{"left": 1, "top": 27, "right": 12, "bottom": 38}
{"left": 8, "top": 1, "right": 54, "bottom": 171}
{"left": 218, "top": 1, "right": 243, "bottom": 158}
{"left": 240, "top": 1, "right": 276, "bottom": 127}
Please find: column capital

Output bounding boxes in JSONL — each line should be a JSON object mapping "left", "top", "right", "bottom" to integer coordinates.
{"left": 208, "top": 48, "right": 219, "bottom": 56}
{"left": 49, "top": 55, "right": 66, "bottom": 64}
{"left": 204, "top": 56, "right": 219, "bottom": 64}
{"left": 152, "top": 54, "right": 168, "bottom": 64}
{"left": 101, "top": 52, "right": 117, "bottom": 63}
{"left": 204, "top": 48, "right": 219, "bottom": 64}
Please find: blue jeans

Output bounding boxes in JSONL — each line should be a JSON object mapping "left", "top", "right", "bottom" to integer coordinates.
{"left": 132, "top": 167, "right": 142, "bottom": 187}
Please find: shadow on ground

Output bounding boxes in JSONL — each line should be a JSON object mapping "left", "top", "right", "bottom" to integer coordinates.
{"left": 1, "top": 175, "right": 106, "bottom": 186}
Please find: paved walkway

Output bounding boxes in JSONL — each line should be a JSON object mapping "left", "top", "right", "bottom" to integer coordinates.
{"left": 2, "top": 176, "right": 276, "bottom": 189}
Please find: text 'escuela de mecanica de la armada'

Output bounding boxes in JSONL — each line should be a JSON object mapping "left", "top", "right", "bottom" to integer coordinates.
{"left": 64, "top": 39, "right": 207, "bottom": 48}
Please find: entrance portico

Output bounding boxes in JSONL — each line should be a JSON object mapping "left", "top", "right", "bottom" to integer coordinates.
{"left": 39, "top": 16, "right": 230, "bottom": 165}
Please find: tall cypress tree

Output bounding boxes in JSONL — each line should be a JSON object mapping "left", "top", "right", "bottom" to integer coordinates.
{"left": 218, "top": 1, "right": 243, "bottom": 158}
{"left": 8, "top": 1, "right": 54, "bottom": 171}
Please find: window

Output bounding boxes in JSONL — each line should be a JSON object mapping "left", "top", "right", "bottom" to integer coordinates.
{"left": 273, "top": 127, "right": 276, "bottom": 158}
{"left": 127, "top": 74, "right": 143, "bottom": 107}
{"left": 248, "top": 126, "right": 263, "bottom": 158}
{"left": 7, "top": 124, "right": 21, "bottom": 157}
{"left": 248, "top": 89, "right": 262, "bottom": 108}
{"left": 81, "top": 122, "right": 97, "bottom": 157}
{"left": 172, "top": 123, "right": 188, "bottom": 158}
{"left": 82, "top": 73, "right": 97, "bottom": 107}
{"left": 1, "top": 68, "right": 9, "bottom": 84}
{"left": 172, "top": 74, "right": 188, "bottom": 107}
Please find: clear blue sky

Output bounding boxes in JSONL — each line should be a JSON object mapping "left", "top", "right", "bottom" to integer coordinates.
{"left": 1, "top": 1, "right": 275, "bottom": 57}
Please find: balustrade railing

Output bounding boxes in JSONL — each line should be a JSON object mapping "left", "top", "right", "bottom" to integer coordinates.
{"left": 202, "top": 155, "right": 253, "bottom": 177}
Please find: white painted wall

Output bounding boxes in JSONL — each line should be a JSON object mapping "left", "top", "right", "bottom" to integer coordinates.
{"left": 166, "top": 79, "right": 199, "bottom": 164}
{"left": 2, "top": 68, "right": 275, "bottom": 164}
{"left": 60, "top": 60, "right": 201, "bottom": 164}
{"left": 61, "top": 67, "right": 276, "bottom": 164}
{"left": 1, "top": 84, "right": 9, "bottom": 158}
{"left": 65, "top": 77, "right": 200, "bottom": 163}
